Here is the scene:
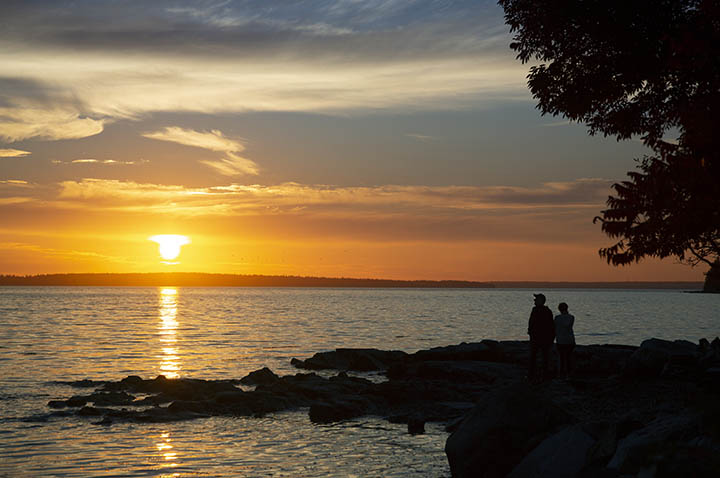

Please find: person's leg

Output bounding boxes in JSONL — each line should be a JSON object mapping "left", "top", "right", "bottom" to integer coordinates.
{"left": 528, "top": 341, "right": 538, "bottom": 380}
{"left": 540, "top": 344, "right": 550, "bottom": 380}
{"left": 557, "top": 345, "right": 569, "bottom": 378}
{"left": 567, "top": 344, "right": 575, "bottom": 377}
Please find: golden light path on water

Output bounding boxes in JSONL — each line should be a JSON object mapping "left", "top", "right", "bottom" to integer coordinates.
{"left": 156, "top": 288, "right": 182, "bottom": 473}
{"left": 158, "top": 288, "right": 181, "bottom": 379}
{"left": 156, "top": 431, "right": 180, "bottom": 475}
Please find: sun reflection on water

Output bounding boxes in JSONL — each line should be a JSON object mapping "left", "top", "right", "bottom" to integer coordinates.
{"left": 158, "top": 288, "right": 181, "bottom": 378}
{"left": 155, "top": 431, "right": 181, "bottom": 473}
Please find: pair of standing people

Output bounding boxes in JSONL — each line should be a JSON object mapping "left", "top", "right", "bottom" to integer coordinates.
{"left": 527, "top": 293, "right": 575, "bottom": 382}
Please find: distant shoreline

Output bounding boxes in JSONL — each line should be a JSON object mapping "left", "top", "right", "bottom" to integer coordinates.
{"left": 0, "top": 273, "right": 703, "bottom": 289}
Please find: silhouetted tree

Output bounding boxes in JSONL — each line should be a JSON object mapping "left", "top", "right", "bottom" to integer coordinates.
{"left": 499, "top": 0, "right": 720, "bottom": 290}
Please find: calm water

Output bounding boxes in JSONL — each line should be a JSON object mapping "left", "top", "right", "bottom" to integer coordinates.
{"left": 1, "top": 287, "right": 718, "bottom": 477}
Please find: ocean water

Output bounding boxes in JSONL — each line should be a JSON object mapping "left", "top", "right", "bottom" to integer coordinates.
{"left": 0, "top": 287, "right": 718, "bottom": 477}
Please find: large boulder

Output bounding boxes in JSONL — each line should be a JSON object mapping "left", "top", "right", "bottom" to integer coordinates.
{"left": 445, "top": 384, "right": 574, "bottom": 478}
{"left": 239, "top": 367, "right": 279, "bottom": 386}
{"left": 625, "top": 338, "right": 698, "bottom": 378}
{"left": 607, "top": 413, "right": 718, "bottom": 475}
{"left": 507, "top": 424, "right": 596, "bottom": 478}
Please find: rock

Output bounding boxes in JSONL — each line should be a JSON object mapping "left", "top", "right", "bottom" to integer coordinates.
{"left": 407, "top": 417, "right": 425, "bottom": 435}
{"left": 240, "top": 367, "right": 279, "bottom": 385}
{"left": 607, "top": 413, "right": 699, "bottom": 473}
{"left": 411, "top": 341, "right": 507, "bottom": 363}
{"left": 573, "top": 345, "right": 636, "bottom": 376}
{"left": 445, "top": 384, "right": 574, "bottom": 478}
{"left": 387, "top": 360, "right": 522, "bottom": 384}
{"left": 625, "top": 338, "right": 698, "bottom": 378}
{"left": 291, "top": 348, "right": 408, "bottom": 371}
{"left": 309, "top": 398, "right": 368, "bottom": 423}
{"left": 77, "top": 406, "right": 104, "bottom": 416}
{"left": 507, "top": 424, "right": 596, "bottom": 478}
{"left": 65, "top": 395, "right": 89, "bottom": 407}
{"left": 583, "top": 422, "right": 619, "bottom": 466}
{"left": 89, "top": 391, "right": 135, "bottom": 406}
{"left": 167, "top": 400, "right": 208, "bottom": 415}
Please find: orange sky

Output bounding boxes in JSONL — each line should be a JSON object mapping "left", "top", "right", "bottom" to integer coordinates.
{"left": 0, "top": 1, "right": 707, "bottom": 281}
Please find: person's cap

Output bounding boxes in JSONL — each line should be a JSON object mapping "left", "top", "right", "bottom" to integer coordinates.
{"left": 533, "top": 293, "right": 546, "bottom": 302}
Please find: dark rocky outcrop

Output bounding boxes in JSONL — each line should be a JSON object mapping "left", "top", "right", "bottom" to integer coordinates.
{"left": 445, "top": 385, "right": 574, "bottom": 478}
{"left": 45, "top": 337, "right": 720, "bottom": 476}
{"left": 290, "top": 348, "right": 409, "bottom": 371}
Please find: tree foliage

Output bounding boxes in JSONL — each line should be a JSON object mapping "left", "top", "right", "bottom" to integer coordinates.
{"left": 499, "top": 0, "right": 720, "bottom": 277}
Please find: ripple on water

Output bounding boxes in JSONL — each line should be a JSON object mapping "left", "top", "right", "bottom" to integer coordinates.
{"left": 0, "top": 287, "right": 717, "bottom": 476}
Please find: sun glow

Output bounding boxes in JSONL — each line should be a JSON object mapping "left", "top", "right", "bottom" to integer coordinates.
{"left": 149, "top": 235, "right": 190, "bottom": 261}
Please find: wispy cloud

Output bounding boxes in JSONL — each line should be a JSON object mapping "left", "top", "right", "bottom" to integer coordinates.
{"left": 0, "top": 101, "right": 104, "bottom": 142}
{"left": 0, "top": 241, "right": 132, "bottom": 264}
{"left": 52, "top": 177, "right": 612, "bottom": 216}
{"left": 0, "top": 148, "right": 31, "bottom": 158}
{"left": 143, "top": 127, "right": 259, "bottom": 176}
{"left": 0, "top": 179, "right": 29, "bottom": 185}
{"left": 406, "top": 133, "right": 439, "bottom": 143}
{"left": 51, "top": 158, "right": 145, "bottom": 165}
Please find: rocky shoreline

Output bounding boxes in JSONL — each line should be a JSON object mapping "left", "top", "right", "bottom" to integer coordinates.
{"left": 46, "top": 338, "right": 720, "bottom": 477}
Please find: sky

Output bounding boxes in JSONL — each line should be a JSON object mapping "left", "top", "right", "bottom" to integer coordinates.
{"left": 0, "top": 0, "right": 704, "bottom": 281}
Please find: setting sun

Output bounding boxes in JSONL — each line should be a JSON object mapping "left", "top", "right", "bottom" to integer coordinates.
{"left": 149, "top": 235, "right": 191, "bottom": 261}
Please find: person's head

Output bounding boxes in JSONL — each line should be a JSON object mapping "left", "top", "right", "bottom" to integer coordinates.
{"left": 558, "top": 302, "right": 568, "bottom": 313}
{"left": 533, "top": 293, "right": 546, "bottom": 306}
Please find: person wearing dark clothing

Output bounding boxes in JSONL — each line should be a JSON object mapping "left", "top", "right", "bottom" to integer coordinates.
{"left": 527, "top": 293, "right": 555, "bottom": 382}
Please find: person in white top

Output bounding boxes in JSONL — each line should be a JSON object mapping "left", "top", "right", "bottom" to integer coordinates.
{"left": 554, "top": 302, "right": 575, "bottom": 379}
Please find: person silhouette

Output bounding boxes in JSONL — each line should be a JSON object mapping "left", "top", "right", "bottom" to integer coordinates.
{"left": 527, "top": 293, "right": 555, "bottom": 382}
{"left": 554, "top": 302, "right": 575, "bottom": 379}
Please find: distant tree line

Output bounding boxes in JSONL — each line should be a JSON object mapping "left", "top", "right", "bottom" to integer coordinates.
{"left": 0, "top": 273, "right": 495, "bottom": 288}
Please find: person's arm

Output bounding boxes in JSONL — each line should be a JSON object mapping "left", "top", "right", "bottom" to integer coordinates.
{"left": 528, "top": 309, "right": 534, "bottom": 336}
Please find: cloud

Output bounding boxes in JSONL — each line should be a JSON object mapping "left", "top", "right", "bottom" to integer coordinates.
{"left": 0, "top": 179, "right": 29, "bottom": 185}
{"left": 143, "top": 127, "right": 259, "bottom": 176}
{"left": 0, "top": 102, "right": 105, "bottom": 142}
{"left": 406, "top": 134, "right": 439, "bottom": 142}
{"left": 0, "top": 148, "right": 31, "bottom": 158}
{"left": 0, "top": 2, "right": 525, "bottom": 141}
{"left": 52, "top": 177, "right": 612, "bottom": 216}
{"left": 0, "top": 241, "right": 132, "bottom": 264}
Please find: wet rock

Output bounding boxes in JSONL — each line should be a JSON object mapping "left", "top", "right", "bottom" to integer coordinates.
{"left": 167, "top": 400, "right": 209, "bottom": 415}
{"left": 508, "top": 424, "right": 596, "bottom": 478}
{"left": 65, "top": 396, "right": 89, "bottom": 407}
{"left": 240, "top": 367, "right": 279, "bottom": 385}
{"left": 445, "top": 384, "right": 574, "bottom": 478}
{"left": 89, "top": 391, "right": 135, "bottom": 406}
{"left": 77, "top": 406, "right": 104, "bottom": 416}
{"left": 407, "top": 417, "right": 425, "bottom": 435}
{"left": 291, "top": 348, "right": 409, "bottom": 371}
{"left": 48, "top": 400, "right": 68, "bottom": 409}
{"left": 309, "top": 397, "right": 369, "bottom": 423}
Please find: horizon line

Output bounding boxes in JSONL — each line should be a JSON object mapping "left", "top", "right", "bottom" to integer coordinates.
{"left": 0, "top": 272, "right": 703, "bottom": 289}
